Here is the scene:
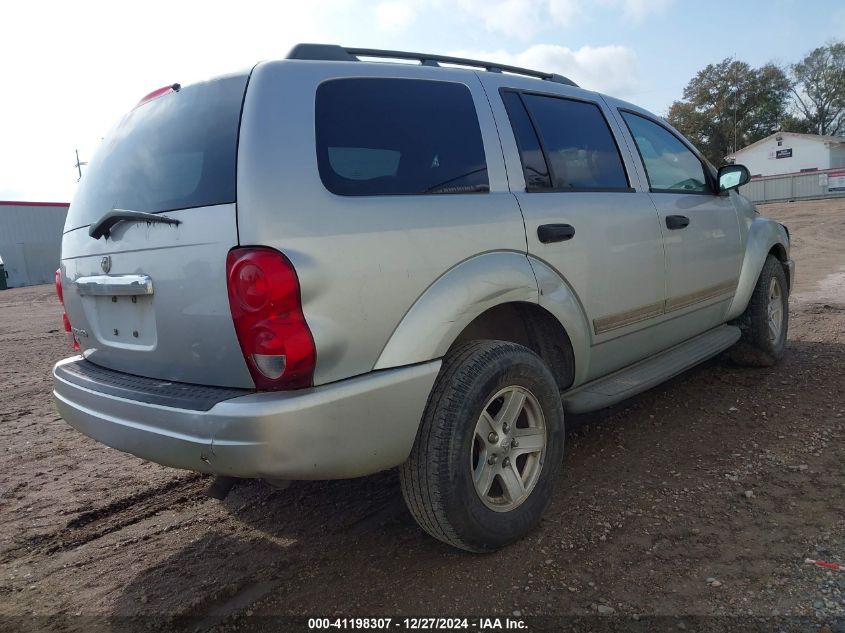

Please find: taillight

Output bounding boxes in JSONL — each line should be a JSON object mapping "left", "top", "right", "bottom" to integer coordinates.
{"left": 54, "top": 269, "right": 64, "bottom": 303}
{"left": 55, "top": 269, "right": 79, "bottom": 351}
{"left": 226, "top": 248, "right": 316, "bottom": 390}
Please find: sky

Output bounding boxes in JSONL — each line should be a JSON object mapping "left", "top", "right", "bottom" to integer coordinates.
{"left": 1, "top": 0, "right": 844, "bottom": 203}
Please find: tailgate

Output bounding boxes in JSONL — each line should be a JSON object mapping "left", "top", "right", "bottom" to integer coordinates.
{"left": 60, "top": 204, "right": 252, "bottom": 388}
{"left": 58, "top": 72, "right": 253, "bottom": 388}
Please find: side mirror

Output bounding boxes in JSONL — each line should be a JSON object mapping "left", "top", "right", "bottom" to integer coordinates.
{"left": 718, "top": 164, "right": 750, "bottom": 192}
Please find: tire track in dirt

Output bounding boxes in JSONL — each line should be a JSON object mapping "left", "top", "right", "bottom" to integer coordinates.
{"left": 5, "top": 474, "right": 207, "bottom": 560}
{"left": 90, "top": 476, "right": 410, "bottom": 628}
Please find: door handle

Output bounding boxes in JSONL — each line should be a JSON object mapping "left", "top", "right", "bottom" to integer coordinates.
{"left": 537, "top": 224, "right": 575, "bottom": 243}
{"left": 665, "top": 215, "right": 690, "bottom": 230}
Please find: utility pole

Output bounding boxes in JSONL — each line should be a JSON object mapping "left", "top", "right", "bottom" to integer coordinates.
{"left": 74, "top": 149, "right": 87, "bottom": 181}
{"left": 733, "top": 101, "right": 737, "bottom": 155}
{"left": 732, "top": 54, "right": 738, "bottom": 156}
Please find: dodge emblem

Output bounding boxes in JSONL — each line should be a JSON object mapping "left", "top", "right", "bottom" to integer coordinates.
{"left": 101, "top": 255, "right": 111, "bottom": 273}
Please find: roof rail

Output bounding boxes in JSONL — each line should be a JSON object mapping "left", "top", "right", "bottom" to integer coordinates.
{"left": 286, "top": 43, "right": 578, "bottom": 87}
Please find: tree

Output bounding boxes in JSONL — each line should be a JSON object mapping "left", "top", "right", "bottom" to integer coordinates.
{"left": 790, "top": 42, "right": 845, "bottom": 136}
{"left": 667, "top": 58, "right": 791, "bottom": 165}
{"left": 779, "top": 115, "right": 815, "bottom": 135}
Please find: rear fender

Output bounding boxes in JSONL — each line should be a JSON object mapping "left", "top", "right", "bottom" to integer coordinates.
{"left": 373, "top": 252, "right": 591, "bottom": 386}
{"left": 527, "top": 256, "right": 592, "bottom": 386}
{"left": 373, "top": 252, "right": 537, "bottom": 369}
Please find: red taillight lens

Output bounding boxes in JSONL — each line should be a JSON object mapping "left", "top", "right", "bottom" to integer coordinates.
{"left": 134, "top": 83, "right": 180, "bottom": 109}
{"left": 55, "top": 269, "right": 64, "bottom": 304}
{"left": 226, "top": 248, "right": 315, "bottom": 390}
{"left": 55, "top": 268, "right": 79, "bottom": 350}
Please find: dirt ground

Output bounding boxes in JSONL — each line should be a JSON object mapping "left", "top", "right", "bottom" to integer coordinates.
{"left": 1, "top": 198, "right": 844, "bottom": 631}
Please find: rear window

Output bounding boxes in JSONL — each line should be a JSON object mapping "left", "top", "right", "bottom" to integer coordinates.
{"left": 66, "top": 74, "right": 248, "bottom": 232}
{"left": 517, "top": 93, "right": 629, "bottom": 192}
{"left": 315, "top": 78, "right": 489, "bottom": 196}
{"left": 500, "top": 90, "right": 551, "bottom": 189}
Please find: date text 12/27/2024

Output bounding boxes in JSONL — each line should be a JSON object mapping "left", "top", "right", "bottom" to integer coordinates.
{"left": 307, "top": 618, "right": 528, "bottom": 631}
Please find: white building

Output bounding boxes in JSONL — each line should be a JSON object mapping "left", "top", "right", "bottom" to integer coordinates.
{"left": 727, "top": 132, "right": 845, "bottom": 178}
{"left": 0, "top": 201, "right": 69, "bottom": 288}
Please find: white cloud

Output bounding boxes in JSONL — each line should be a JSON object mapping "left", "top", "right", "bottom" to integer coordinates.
{"left": 548, "top": 0, "right": 585, "bottom": 24}
{"left": 613, "top": 0, "right": 674, "bottom": 22}
{"left": 455, "top": 0, "right": 673, "bottom": 38}
{"left": 456, "top": 0, "right": 546, "bottom": 39}
{"left": 374, "top": 1, "right": 417, "bottom": 31}
{"left": 449, "top": 44, "right": 641, "bottom": 97}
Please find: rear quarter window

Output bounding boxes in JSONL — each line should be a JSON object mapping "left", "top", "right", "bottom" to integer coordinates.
{"left": 315, "top": 78, "right": 489, "bottom": 196}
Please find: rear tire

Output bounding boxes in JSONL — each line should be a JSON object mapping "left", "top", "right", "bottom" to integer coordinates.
{"left": 399, "top": 340, "right": 564, "bottom": 552}
{"left": 731, "top": 255, "right": 789, "bottom": 367}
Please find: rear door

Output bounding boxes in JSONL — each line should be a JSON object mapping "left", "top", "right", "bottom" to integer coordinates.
{"left": 60, "top": 73, "right": 254, "bottom": 388}
{"left": 616, "top": 110, "right": 743, "bottom": 336}
{"left": 490, "top": 81, "right": 668, "bottom": 380}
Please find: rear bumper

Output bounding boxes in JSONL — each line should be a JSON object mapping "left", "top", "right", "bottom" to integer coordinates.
{"left": 53, "top": 357, "right": 440, "bottom": 479}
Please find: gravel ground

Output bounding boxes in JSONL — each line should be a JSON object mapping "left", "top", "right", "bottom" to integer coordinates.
{"left": 1, "top": 198, "right": 844, "bottom": 632}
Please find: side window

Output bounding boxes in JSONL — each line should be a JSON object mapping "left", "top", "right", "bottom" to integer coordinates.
{"left": 315, "top": 78, "right": 489, "bottom": 196}
{"left": 517, "top": 93, "right": 629, "bottom": 191}
{"left": 621, "top": 112, "right": 709, "bottom": 194}
{"left": 501, "top": 91, "right": 551, "bottom": 189}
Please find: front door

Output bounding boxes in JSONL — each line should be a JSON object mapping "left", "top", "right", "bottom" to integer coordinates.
{"left": 618, "top": 111, "right": 743, "bottom": 335}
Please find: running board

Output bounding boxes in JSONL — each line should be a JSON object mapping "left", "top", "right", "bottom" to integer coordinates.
{"left": 562, "top": 325, "right": 741, "bottom": 414}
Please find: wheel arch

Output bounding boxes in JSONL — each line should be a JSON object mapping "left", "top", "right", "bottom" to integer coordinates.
{"left": 726, "top": 217, "right": 791, "bottom": 321}
{"left": 767, "top": 242, "right": 791, "bottom": 291}
{"left": 448, "top": 302, "right": 576, "bottom": 391}
{"left": 373, "top": 251, "right": 590, "bottom": 386}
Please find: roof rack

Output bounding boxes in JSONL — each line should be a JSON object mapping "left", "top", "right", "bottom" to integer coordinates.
{"left": 286, "top": 43, "right": 578, "bottom": 87}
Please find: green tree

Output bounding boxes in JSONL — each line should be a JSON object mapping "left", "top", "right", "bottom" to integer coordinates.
{"left": 667, "top": 58, "right": 791, "bottom": 165}
{"left": 779, "top": 115, "right": 816, "bottom": 134}
{"left": 790, "top": 42, "right": 845, "bottom": 136}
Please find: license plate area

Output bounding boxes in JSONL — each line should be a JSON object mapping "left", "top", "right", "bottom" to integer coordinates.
{"left": 84, "top": 294, "right": 157, "bottom": 349}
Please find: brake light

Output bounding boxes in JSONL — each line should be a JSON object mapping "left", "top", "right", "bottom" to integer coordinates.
{"left": 55, "top": 269, "right": 79, "bottom": 350}
{"left": 226, "top": 248, "right": 315, "bottom": 390}
{"left": 134, "top": 83, "right": 181, "bottom": 109}
{"left": 54, "top": 268, "right": 64, "bottom": 303}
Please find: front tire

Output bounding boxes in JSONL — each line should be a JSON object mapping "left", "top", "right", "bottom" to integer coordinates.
{"left": 400, "top": 340, "right": 564, "bottom": 552}
{"left": 731, "top": 255, "right": 789, "bottom": 366}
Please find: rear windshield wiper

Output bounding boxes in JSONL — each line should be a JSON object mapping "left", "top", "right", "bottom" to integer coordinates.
{"left": 89, "top": 209, "right": 182, "bottom": 240}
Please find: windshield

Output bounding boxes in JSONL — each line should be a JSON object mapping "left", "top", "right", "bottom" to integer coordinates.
{"left": 65, "top": 73, "right": 248, "bottom": 232}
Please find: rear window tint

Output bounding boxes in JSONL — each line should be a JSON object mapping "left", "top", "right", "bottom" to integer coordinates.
{"left": 66, "top": 74, "right": 248, "bottom": 232}
{"left": 315, "top": 78, "right": 489, "bottom": 196}
{"left": 521, "top": 94, "right": 629, "bottom": 191}
{"left": 500, "top": 90, "right": 551, "bottom": 189}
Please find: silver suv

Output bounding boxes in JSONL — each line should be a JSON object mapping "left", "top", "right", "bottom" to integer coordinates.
{"left": 53, "top": 44, "right": 794, "bottom": 552}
